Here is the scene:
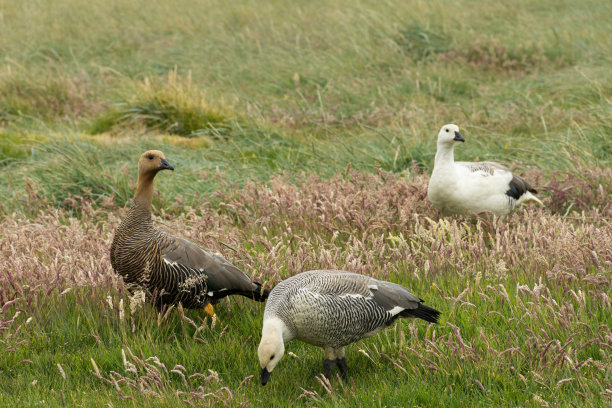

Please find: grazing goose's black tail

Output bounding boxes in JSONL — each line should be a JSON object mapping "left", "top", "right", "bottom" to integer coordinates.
{"left": 402, "top": 303, "right": 441, "bottom": 323}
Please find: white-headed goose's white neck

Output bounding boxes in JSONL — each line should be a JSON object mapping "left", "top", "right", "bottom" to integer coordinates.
{"left": 262, "top": 317, "right": 293, "bottom": 343}
{"left": 434, "top": 142, "right": 456, "bottom": 168}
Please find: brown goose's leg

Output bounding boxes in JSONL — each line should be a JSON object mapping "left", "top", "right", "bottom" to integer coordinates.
{"left": 204, "top": 303, "right": 215, "bottom": 317}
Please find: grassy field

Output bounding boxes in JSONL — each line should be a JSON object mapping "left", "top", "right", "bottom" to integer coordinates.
{"left": 1, "top": 0, "right": 611, "bottom": 406}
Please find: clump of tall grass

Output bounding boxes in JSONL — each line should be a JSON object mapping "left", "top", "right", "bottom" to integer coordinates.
{"left": 0, "top": 67, "right": 101, "bottom": 123}
{"left": 440, "top": 38, "right": 567, "bottom": 74}
{"left": 11, "top": 137, "right": 136, "bottom": 215}
{"left": 0, "top": 130, "right": 50, "bottom": 166}
{"left": 91, "top": 347, "right": 239, "bottom": 405}
{"left": 90, "top": 70, "right": 235, "bottom": 138}
{"left": 394, "top": 23, "right": 451, "bottom": 62}
{"left": 0, "top": 134, "right": 193, "bottom": 216}
{"left": 543, "top": 166, "right": 612, "bottom": 217}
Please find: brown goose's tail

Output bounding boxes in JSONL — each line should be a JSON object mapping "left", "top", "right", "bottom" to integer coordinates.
{"left": 244, "top": 281, "right": 270, "bottom": 302}
{"left": 209, "top": 282, "right": 270, "bottom": 303}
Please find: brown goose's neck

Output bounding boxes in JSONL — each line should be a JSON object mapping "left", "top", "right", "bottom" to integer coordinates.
{"left": 129, "top": 172, "right": 156, "bottom": 221}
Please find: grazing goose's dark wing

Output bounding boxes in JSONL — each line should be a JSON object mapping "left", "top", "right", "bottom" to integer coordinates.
{"left": 370, "top": 279, "right": 440, "bottom": 323}
{"left": 369, "top": 280, "right": 422, "bottom": 310}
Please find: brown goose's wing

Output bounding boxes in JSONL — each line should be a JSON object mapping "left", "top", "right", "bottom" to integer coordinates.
{"left": 160, "top": 236, "right": 266, "bottom": 300}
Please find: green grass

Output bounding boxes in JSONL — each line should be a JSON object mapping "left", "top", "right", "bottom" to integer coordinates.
{"left": 1, "top": 185, "right": 610, "bottom": 406}
{"left": 0, "top": 0, "right": 611, "bottom": 406}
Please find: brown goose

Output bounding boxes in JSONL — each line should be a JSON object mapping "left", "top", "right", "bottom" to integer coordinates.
{"left": 110, "top": 150, "right": 268, "bottom": 316}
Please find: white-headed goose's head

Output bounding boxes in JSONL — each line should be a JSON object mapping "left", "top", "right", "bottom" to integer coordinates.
{"left": 257, "top": 319, "right": 286, "bottom": 386}
{"left": 437, "top": 124, "right": 464, "bottom": 146}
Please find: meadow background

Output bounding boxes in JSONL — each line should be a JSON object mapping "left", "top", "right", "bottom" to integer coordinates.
{"left": 1, "top": 0, "right": 611, "bottom": 406}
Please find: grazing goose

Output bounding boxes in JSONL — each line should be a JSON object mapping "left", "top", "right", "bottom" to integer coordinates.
{"left": 110, "top": 150, "right": 268, "bottom": 316}
{"left": 427, "top": 124, "right": 543, "bottom": 216}
{"left": 257, "top": 270, "right": 440, "bottom": 385}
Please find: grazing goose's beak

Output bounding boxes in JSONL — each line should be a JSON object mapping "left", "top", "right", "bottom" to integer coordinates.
{"left": 160, "top": 158, "right": 174, "bottom": 171}
{"left": 260, "top": 367, "right": 271, "bottom": 386}
{"left": 453, "top": 131, "right": 465, "bottom": 142}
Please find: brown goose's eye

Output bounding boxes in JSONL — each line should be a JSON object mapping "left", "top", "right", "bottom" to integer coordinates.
{"left": 445, "top": 129, "right": 449, "bottom": 132}
{"left": 270, "top": 354, "right": 275, "bottom": 360}
{"left": 148, "top": 154, "right": 154, "bottom": 160}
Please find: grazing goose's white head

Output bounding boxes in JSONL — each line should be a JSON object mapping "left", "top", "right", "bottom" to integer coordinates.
{"left": 258, "top": 318, "right": 286, "bottom": 386}
{"left": 436, "top": 124, "right": 464, "bottom": 146}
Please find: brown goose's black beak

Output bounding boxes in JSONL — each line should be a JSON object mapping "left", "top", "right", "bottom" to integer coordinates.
{"left": 260, "top": 367, "right": 271, "bottom": 386}
{"left": 160, "top": 158, "right": 174, "bottom": 171}
{"left": 453, "top": 131, "right": 465, "bottom": 142}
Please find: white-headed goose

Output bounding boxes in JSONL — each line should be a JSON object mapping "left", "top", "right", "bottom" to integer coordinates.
{"left": 427, "top": 124, "right": 543, "bottom": 216}
{"left": 257, "top": 270, "right": 439, "bottom": 385}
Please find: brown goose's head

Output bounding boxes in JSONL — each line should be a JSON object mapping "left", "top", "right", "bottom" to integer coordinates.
{"left": 137, "top": 150, "right": 174, "bottom": 180}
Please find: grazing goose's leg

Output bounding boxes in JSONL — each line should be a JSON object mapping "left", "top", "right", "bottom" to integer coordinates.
{"left": 335, "top": 348, "right": 348, "bottom": 380}
{"left": 336, "top": 358, "right": 348, "bottom": 379}
{"left": 322, "top": 359, "right": 337, "bottom": 379}
{"left": 323, "top": 347, "right": 338, "bottom": 379}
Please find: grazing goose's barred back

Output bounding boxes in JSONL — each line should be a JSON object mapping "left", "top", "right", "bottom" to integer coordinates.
{"left": 258, "top": 270, "right": 440, "bottom": 385}
{"left": 110, "top": 150, "right": 268, "bottom": 313}
{"left": 428, "top": 124, "right": 543, "bottom": 217}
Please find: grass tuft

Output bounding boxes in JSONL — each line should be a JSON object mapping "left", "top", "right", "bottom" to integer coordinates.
{"left": 440, "top": 38, "right": 565, "bottom": 74}
{"left": 89, "top": 70, "right": 235, "bottom": 138}
{"left": 0, "top": 68, "right": 101, "bottom": 124}
{"left": 394, "top": 23, "right": 451, "bottom": 61}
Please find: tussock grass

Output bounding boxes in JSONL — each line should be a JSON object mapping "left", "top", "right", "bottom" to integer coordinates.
{"left": 90, "top": 70, "right": 236, "bottom": 138}
{"left": 0, "top": 130, "right": 49, "bottom": 166}
{"left": 394, "top": 23, "right": 451, "bottom": 62}
{"left": 440, "top": 39, "right": 561, "bottom": 74}
{"left": 0, "top": 66, "right": 101, "bottom": 125}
